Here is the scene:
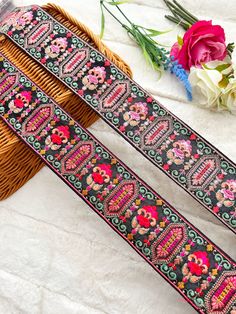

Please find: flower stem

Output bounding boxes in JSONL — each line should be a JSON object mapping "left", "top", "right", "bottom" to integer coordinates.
{"left": 164, "top": 15, "right": 189, "bottom": 30}
{"left": 100, "top": 1, "right": 125, "bottom": 28}
{"left": 172, "top": 0, "right": 198, "bottom": 23}
{"left": 163, "top": 0, "right": 199, "bottom": 29}
{"left": 112, "top": 0, "right": 134, "bottom": 26}
{"left": 99, "top": 0, "right": 192, "bottom": 100}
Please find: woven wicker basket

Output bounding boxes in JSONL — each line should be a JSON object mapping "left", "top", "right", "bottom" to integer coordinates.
{"left": 0, "top": 3, "right": 132, "bottom": 200}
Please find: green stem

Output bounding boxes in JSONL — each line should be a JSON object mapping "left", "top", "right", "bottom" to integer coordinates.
{"left": 163, "top": 0, "right": 199, "bottom": 28}
{"left": 101, "top": 1, "right": 125, "bottom": 27}
{"left": 173, "top": 0, "right": 198, "bottom": 23}
{"left": 166, "top": 2, "right": 196, "bottom": 25}
{"left": 112, "top": 0, "right": 134, "bottom": 26}
{"left": 165, "top": 14, "right": 189, "bottom": 30}
{"left": 163, "top": 0, "right": 179, "bottom": 19}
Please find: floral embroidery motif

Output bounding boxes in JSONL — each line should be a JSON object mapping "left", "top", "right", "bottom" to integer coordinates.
{"left": 0, "top": 54, "right": 235, "bottom": 314}
{"left": 45, "top": 37, "right": 68, "bottom": 59}
{"left": 216, "top": 180, "right": 236, "bottom": 208}
{"left": 9, "top": 90, "right": 32, "bottom": 113}
{"left": 166, "top": 139, "right": 192, "bottom": 166}
{"left": 45, "top": 125, "right": 70, "bottom": 151}
{"left": 86, "top": 163, "right": 113, "bottom": 191}
{"left": 14, "top": 10, "right": 33, "bottom": 30}
{"left": 2, "top": 5, "right": 236, "bottom": 231}
{"left": 82, "top": 66, "right": 106, "bottom": 90}
{"left": 131, "top": 205, "right": 158, "bottom": 235}
{"left": 123, "top": 102, "right": 148, "bottom": 127}
{"left": 182, "top": 251, "right": 210, "bottom": 284}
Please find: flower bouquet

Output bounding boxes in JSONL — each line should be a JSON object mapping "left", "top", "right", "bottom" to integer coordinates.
{"left": 100, "top": 0, "right": 192, "bottom": 100}
{"left": 164, "top": 0, "right": 236, "bottom": 113}
{"left": 100, "top": 0, "right": 235, "bottom": 114}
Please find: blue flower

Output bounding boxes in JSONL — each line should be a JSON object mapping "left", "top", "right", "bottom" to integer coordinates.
{"left": 166, "top": 57, "right": 192, "bottom": 101}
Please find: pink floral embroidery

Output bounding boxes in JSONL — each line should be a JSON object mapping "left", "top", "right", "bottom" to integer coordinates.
{"left": 167, "top": 139, "right": 192, "bottom": 165}
{"left": 216, "top": 179, "right": 236, "bottom": 207}
{"left": 182, "top": 251, "right": 210, "bottom": 283}
{"left": 45, "top": 125, "right": 70, "bottom": 150}
{"left": 131, "top": 205, "right": 158, "bottom": 235}
{"left": 123, "top": 102, "right": 148, "bottom": 127}
{"left": 9, "top": 91, "right": 32, "bottom": 113}
{"left": 82, "top": 66, "right": 106, "bottom": 90}
{"left": 86, "top": 164, "right": 112, "bottom": 191}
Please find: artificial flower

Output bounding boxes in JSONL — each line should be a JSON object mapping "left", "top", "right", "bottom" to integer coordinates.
{"left": 189, "top": 59, "right": 236, "bottom": 113}
{"left": 99, "top": 0, "right": 192, "bottom": 100}
{"left": 170, "top": 20, "right": 227, "bottom": 71}
{"left": 222, "top": 81, "right": 236, "bottom": 114}
{"left": 188, "top": 65, "right": 224, "bottom": 111}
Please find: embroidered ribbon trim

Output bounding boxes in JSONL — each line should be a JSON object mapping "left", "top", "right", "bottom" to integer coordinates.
{"left": 0, "top": 53, "right": 236, "bottom": 314}
{"left": 1, "top": 6, "right": 235, "bottom": 233}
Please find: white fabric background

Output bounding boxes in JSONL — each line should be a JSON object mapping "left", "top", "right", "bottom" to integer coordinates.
{"left": 0, "top": 0, "right": 236, "bottom": 313}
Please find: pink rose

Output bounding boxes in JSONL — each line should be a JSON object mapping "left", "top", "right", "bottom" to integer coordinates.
{"left": 171, "top": 20, "right": 227, "bottom": 71}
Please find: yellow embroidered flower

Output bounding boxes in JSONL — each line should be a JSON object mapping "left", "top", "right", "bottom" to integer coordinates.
{"left": 113, "top": 178, "right": 118, "bottom": 184}
{"left": 185, "top": 244, "right": 191, "bottom": 251}
{"left": 178, "top": 282, "right": 185, "bottom": 289}
{"left": 127, "top": 233, "right": 134, "bottom": 241}
{"left": 160, "top": 221, "right": 165, "bottom": 228}
{"left": 156, "top": 199, "right": 163, "bottom": 206}
{"left": 207, "top": 244, "right": 213, "bottom": 252}
{"left": 211, "top": 268, "right": 218, "bottom": 276}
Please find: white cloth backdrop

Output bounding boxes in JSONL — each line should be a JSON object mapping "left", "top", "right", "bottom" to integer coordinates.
{"left": 0, "top": 0, "right": 235, "bottom": 313}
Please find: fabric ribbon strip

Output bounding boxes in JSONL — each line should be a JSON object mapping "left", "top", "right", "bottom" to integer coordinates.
{"left": 0, "top": 53, "right": 236, "bottom": 314}
{"left": 0, "top": 6, "right": 236, "bottom": 233}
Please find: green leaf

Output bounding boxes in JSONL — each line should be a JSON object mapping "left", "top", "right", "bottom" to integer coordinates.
{"left": 99, "top": 3, "right": 105, "bottom": 38}
{"left": 142, "top": 47, "right": 153, "bottom": 66}
{"left": 202, "top": 63, "right": 231, "bottom": 73}
{"left": 136, "top": 25, "right": 172, "bottom": 37}
{"left": 177, "top": 35, "right": 183, "bottom": 46}
{"left": 215, "top": 63, "right": 231, "bottom": 72}
{"left": 107, "top": 0, "right": 131, "bottom": 5}
{"left": 218, "top": 76, "right": 229, "bottom": 89}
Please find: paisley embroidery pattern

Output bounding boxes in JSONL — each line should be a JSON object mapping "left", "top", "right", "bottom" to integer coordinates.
{"left": 0, "top": 72, "right": 19, "bottom": 100}
{"left": 61, "top": 141, "right": 94, "bottom": 175}
{"left": 59, "top": 48, "right": 89, "bottom": 78}
{"left": 187, "top": 156, "right": 221, "bottom": 190}
{"left": 24, "top": 20, "right": 53, "bottom": 48}
{"left": 141, "top": 117, "right": 173, "bottom": 150}
{"left": 104, "top": 180, "right": 138, "bottom": 217}
{"left": 1, "top": 5, "right": 235, "bottom": 232}
{"left": 99, "top": 81, "right": 130, "bottom": 112}
{"left": 0, "top": 54, "right": 235, "bottom": 314}
{"left": 205, "top": 271, "right": 236, "bottom": 314}
{"left": 21, "top": 104, "right": 54, "bottom": 136}
{"left": 151, "top": 223, "right": 187, "bottom": 264}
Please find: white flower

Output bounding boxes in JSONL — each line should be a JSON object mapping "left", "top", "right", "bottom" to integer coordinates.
{"left": 189, "top": 58, "right": 236, "bottom": 114}
{"left": 189, "top": 66, "right": 224, "bottom": 111}
{"left": 222, "top": 81, "right": 236, "bottom": 114}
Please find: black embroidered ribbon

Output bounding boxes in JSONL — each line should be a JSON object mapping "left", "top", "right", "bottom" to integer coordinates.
{"left": 1, "top": 5, "right": 235, "bottom": 233}
{"left": 0, "top": 53, "right": 236, "bottom": 314}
